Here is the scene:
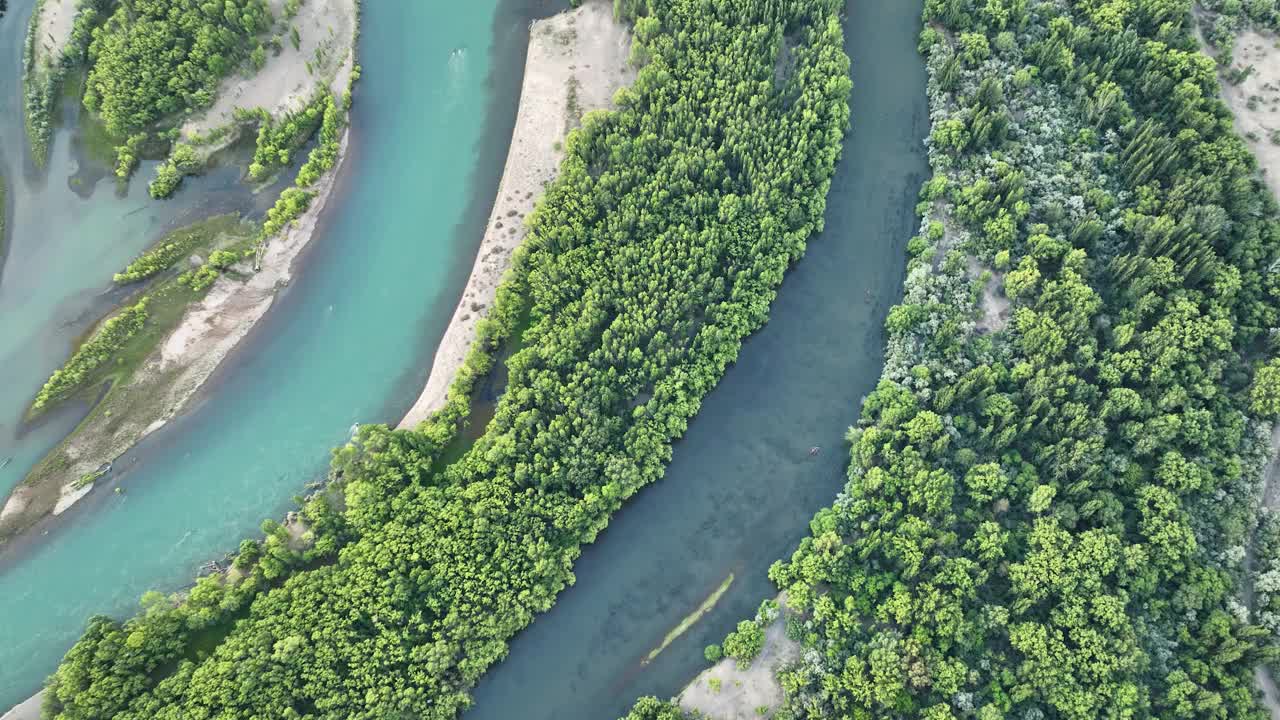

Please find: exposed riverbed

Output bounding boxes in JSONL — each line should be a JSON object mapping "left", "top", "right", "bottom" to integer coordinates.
{"left": 0, "top": 0, "right": 565, "bottom": 706}
{"left": 463, "top": 1, "right": 930, "bottom": 717}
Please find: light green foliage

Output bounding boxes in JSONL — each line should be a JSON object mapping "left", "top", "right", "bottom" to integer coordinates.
{"left": 723, "top": 620, "right": 766, "bottom": 667}
{"left": 84, "top": 0, "right": 273, "bottom": 137}
{"left": 704, "top": 643, "right": 723, "bottom": 662}
{"left": 258, "top": 94, "right": 344, "bottom": 239}
{"left": 114, "top": 215, "right": 248, "bottom": 284}
{"left": 114, "top": 133, "right": 148, "bottom": 180}
{"left": 32, "top": 299, "right": 149, "bottom": 412}
{"left": 619, "top": 698, "right": 694, "bottom": 720}
{"left": 177, "top": 248, "right": 242, "bottom": 292}
{"left": 208, "top": 249, "right": 241, "bottom": 270}
{"left": 1252, "top": 359, "right": 1280, "bottom": 417}
{"left": 148, "top": 144, "right": 201, "bottom": 199}
{"left": 247, "top": 96, "right": 328, "bottom": 182}
{"left": 261, "top": 187, "right": 315, "bottom": 238}
{"left": 41, "top": 2, "right": 851, "bottom": 718}
{"left": 180, "top": 265, "right": 220, "bottom": 292}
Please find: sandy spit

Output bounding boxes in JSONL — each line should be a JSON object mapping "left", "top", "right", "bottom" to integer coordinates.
{"left": 0, "top": 691, "right": 42, "bottom": 720}
{"left": 0, "top": 129, "right": 352, "bottom": 536}
{"left": 30, "top": 0, "right": 77, "bottom": 72}
{"left": 398, "top": 0, "right": 634, "bottom": 429}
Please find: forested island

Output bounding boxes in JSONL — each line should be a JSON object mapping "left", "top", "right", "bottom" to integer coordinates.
{"left": 0, "top": 0, "right": 358, "bottom": 543}
{"left": 13, "top": 0, "right": 1280, "bottom": 719}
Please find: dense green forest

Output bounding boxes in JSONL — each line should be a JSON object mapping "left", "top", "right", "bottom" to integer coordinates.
{"left": 84, "top": 0, "right": 272, "bottom": 137}
{"left": 620, "top": 1, "right": 1280, "bottom": 719}
{"left": 38, "top": 1, "right": 851, "bottom": 718}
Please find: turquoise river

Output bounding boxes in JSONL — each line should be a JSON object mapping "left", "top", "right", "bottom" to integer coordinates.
{"left": 0, "top": 0, "right": 557, "bottom": 705}
{"left": 0, "top": 0, "right": 928, "bottom": 714}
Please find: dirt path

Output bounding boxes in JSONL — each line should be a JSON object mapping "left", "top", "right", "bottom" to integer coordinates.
{"left": 1200, "top": 21, "right": 1280, "bottom": 717}
{"left": 399, "top": 0, "right": 634, "bottom": 429}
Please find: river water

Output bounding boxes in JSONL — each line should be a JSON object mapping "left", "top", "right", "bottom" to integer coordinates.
{"left": 0, "top": 0, "right": 561, "bottom": 705}
{"left": 463, "top": 1, "right": 930, "bottom": 718}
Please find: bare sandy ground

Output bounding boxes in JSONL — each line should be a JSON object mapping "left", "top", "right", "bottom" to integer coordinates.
{"left": 677, "top": 595, "right": 801, "bottom": 719}
{"left": 183, "top": 0, "right": 357, "bottom": 141}
{"left": 0, "top": 691, "right": 42, "bottom": 720}
{"left": 31, "top": 0, "right": 77, "bottom": 67}
{"left": 1207, "top": 29, "right": 1280, "bottom": 197}
{"left": 399, "top": 0, "right": 633, "bottom": 429}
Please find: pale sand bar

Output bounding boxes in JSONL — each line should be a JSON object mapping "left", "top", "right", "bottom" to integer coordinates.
{"left": 399, "top": 0, "right": 634, "bottom": 428}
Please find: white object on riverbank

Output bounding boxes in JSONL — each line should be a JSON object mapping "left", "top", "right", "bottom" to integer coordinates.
{"left": 399, "top": 0, "right": 634, "bottom": 429}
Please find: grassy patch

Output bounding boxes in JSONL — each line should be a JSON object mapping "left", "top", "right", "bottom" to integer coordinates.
{"left": 116, "top": 214, "right": 253, "bottom": 284}
{"left": 642, "top": 573, "right": 736, "bottom": 665}
{"left": 59, "top": 69, "right": 123, "bottom": 168}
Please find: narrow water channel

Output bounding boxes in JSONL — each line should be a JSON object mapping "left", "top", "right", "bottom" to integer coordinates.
{"left": 0, "top": 0, "right": 560, "bottom": 705}
{"left": 463, "top": 2, "right": 929, "bottom": 718}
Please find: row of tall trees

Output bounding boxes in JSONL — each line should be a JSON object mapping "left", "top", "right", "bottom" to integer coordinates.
{"left": 40, "top": 1, "right": 853, "bottom": 718}
{"left": 693, "top": 0, "right": 1280, "bottom": 718}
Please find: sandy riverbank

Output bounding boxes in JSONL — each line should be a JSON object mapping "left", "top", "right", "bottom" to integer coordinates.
{"left": 0, "top": 691, "right": 41, "bottom": 720}
{"left": 675, "top": 593, "right": 800, "bottom": 720}
{"left": 398, "top": 0, "right": 634, "bottom": 429}
{"left": 1206, "top": 28, "right": 1280, "bottom": 198}
{"left": 182, "top": 0, "right": 357, "bottom": 147}
{"left": 30, "top": 0, "right": 77, "bottom": 69}
{"left": 1201, "top": 23, "right": 1280, "bottom": 719}
{"left": 0, "top": 0, "right": 359, "bottom": 541}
